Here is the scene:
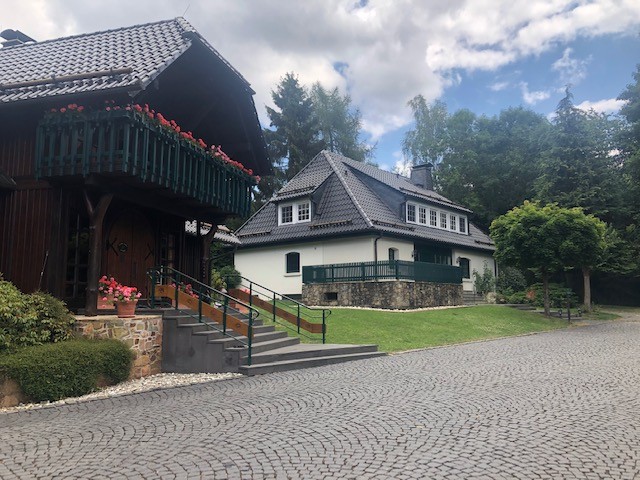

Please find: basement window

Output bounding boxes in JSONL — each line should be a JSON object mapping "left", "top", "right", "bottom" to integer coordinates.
{"left": 324, "top": 292, "right": 338, "bottom": 301}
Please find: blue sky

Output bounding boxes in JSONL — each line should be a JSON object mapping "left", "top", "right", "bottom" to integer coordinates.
{"left": 3, "top": 0, "right": 640, "bottom": 173}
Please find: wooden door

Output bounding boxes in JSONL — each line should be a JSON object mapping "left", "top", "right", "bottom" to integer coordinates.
{"left": 103, "top": 211, "right": 155, "bottom": 297}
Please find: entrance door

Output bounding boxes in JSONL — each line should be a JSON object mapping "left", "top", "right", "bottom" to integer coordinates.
{"left": 103, "top": 210, "right": 155, "bottom": 297}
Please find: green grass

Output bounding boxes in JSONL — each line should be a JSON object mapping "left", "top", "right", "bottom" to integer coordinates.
{"left": 320, "top": 305, "right": 570, "bottom": 352}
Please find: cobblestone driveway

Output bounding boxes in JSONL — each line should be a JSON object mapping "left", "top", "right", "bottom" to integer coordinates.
{"left": 2, "top": 318, "right": 640, "bottom": 479}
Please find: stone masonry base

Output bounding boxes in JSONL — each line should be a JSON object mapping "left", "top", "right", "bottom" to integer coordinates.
{"left": 302, "top": 280, "right": 463, "bottom": 309}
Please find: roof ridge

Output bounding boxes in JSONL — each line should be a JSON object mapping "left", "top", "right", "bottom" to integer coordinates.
{"left": 323, "top": 151, "right": 374, "bottom": 229}
{"left": 0, "top": 18, "right": 186, "bottom": 52}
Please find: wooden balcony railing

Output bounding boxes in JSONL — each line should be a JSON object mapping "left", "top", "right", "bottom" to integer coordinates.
{"left": 35, "top": 109, "right": 256, "bottom": 216}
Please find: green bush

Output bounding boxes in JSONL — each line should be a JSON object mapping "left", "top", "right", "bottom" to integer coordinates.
{"left": 0, "top": 339, "right": 133, "bottom": 402}
{"left": 496, "top": 266, "right": 527, "bottom": 296}
{"left": 0, "top": 279, "right": 75, "bottom": 352}
{"left": 219, "top": 265, "right": 242, "bottom": 289}
{"left": 527, "top": 283, "right": 578, "bottom": 308}
{"left": 473, "top": 261, "right": 496, "bottom": 295}
{"left": 507, "top": 291, "right": 530, "bottom": 304}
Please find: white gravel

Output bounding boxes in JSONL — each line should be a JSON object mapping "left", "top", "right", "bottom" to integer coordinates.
{"left": 1, "top": 372, "right": 242, "bottom": 413}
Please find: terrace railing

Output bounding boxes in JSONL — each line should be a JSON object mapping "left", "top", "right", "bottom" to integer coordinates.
{"left": 35, "top": 109, "right": 255, "bottom": 216}
{"left": 302, "top": 260, "right": 462, "bottom": 285}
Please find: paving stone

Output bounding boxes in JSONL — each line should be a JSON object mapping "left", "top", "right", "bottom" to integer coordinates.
{"left": 1, "top": 318, "right": 640, "bottom": 478}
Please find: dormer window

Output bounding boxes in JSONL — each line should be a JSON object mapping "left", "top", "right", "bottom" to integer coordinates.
{"left": 279, "top": 200, "right": 311, "bottom": 225}
{"left": 406, "top": 201, "right": 468, "bottom": 235}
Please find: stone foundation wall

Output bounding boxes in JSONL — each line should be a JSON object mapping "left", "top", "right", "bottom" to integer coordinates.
{"left": 302, "top": 280, "right": 463, "bottom": 309}
{"left": 74, "top": 315, "right": 163, "bottom": 379}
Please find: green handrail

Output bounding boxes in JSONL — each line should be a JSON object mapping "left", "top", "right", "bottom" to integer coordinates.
{"left": 226, "top": 274, "right": 330, "bottom": 344}
{"left": 149, "top": 266, "right": 260, "bottom": 365}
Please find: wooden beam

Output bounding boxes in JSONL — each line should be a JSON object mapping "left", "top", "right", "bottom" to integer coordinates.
{"left": 84, "top": 191, "right": 113, "bottom": 316}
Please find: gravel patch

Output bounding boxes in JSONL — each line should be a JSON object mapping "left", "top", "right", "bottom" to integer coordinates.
{"left": 1, "top": 372, "right": 242, "bottom": 413}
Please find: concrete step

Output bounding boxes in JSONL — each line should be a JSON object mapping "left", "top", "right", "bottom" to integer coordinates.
{"left": 245, "top": 336, "right": 301, "bottom": 354}
{"left": 252, "top": 330, "right": 289, "bottom": 343}
{"left": 247, "top": 343, "right": 379, "bottom": 365}
{"left": 239, "top": 351, "right": 386, "bottom": 376}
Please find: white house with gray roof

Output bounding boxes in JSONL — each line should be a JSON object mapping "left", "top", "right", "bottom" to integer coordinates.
{"left": 235, "top": 151, "right": 495, "bottom": 300}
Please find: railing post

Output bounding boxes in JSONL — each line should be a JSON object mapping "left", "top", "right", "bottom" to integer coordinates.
{"left": 297, "top": 304, "right": 301, "bottom": 334}
{"left": 249, "top": 283, "right": 253, "bottom": 309}
{"left": 223, "top": 296, "right": 228, "bottom": 334}
{"left": 174, "top": 274, "right": 179, "bottom": 310}
{"left": 272, "top": 292, "right": 277, "bottom": 324}
{"left": 247, "top": 308, "right": 253, "bottom": 366}
{"left": 150, "top": 269, "right": 156, "bottom": 308}
{"left": 322, "top": 310, "right": 326, "bottom": 344}
{"left": 395, "top": 260, "right": 399, "bottom": 280}
{"left": 197, "top": 284, "right": 203, "bottom": 323}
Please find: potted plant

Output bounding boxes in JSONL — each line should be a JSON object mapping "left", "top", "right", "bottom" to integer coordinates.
{"left": 113, "top": 283, "right": 142, "bottom": 318}
{"left": 97, "top": 275, "right": 117, "bottom": 309}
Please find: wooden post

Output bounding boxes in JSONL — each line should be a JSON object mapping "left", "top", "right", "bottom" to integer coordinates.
{"left": 84, "top": 191, "right": 113, "bottom": 316}
{"left": 200, "top": 222, "right": 218, "bottom": 287}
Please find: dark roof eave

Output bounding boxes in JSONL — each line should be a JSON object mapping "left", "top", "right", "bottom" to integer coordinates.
{"left": 0, "top": 83, "right": 143, "bottom": 109}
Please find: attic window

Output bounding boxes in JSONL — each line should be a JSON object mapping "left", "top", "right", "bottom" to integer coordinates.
{"left": 279, "top": 200, "right": 311, "bottom": 225}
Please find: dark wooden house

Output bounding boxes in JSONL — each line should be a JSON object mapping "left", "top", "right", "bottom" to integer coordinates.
{"left": 0, "top": 18, "right": 270, "bottom": 313}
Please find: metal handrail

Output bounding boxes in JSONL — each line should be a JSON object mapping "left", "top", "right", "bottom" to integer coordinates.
{"left": 227, "top": 274, "right": 330, "bottom": 344}
{"left": 149, "top": 266, "right": 261, "bottom": 365}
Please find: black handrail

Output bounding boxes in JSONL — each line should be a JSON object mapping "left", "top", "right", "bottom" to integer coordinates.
{"left": 149, "top": 266, "right": 260, "bottom": 365}
{"left": 226, "top": 274, "right": 330, "bottom": 344}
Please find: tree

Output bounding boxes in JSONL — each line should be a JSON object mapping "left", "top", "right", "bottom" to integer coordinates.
{"left": 264, "top": 73, "right": 323, "bottom": 180}
{"left": 310, "top": 83, "right": 372, "bottom": 162}
{"left": 402, "top": 96, "right": 449, "bottom": 166}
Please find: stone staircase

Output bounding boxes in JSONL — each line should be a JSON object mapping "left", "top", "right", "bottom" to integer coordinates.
{"left": 161, "top": 308, "right": 384, "bottom": 376}
{"left": 463, "top": 291, "right": 487, "bottom": 305}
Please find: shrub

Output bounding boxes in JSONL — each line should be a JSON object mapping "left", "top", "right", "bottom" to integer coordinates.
{"left": 0, "top": 339, "right": 133, "bottom": 402}
{"left": 496, "top": 266, "right": 527, "bottom": 296}
{"left": 0, "top": 279, "right": 75, "bottom": 352}
{"left": 473, "top": 261, "right": 496, "bottom": 295}
{"left": 527, "top": 283, "right": 578, "bottom": 308}
{"left": 219, "top": 265, "right": 242, "bottom": 289}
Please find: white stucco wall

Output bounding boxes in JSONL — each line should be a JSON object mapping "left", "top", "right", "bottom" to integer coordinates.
{"left": 235, "top": 235, "right": 495, "bottom": 295}
{"left": 451, "top": 248, "right": 496, "bottom": 291}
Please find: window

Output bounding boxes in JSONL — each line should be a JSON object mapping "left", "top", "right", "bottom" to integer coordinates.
{"left": 450, "top": 214, "right": 457, "bottom": 231}
{"left": 459, "top": 216, "right": 467, "bottom": 233}
{"left": 297, "top": 202, "right": 310, "bottom": 222}
{"left": 389, "top": 248, "right": 398, "bottom": 261}
{"left": 279, "top": 201, "right": 311, "bottom": 225}
{"left": 286, "top": 252, "right": 300, "bottom": 273}
{"left": 418, "top": 206, "right": 427, "bottom": 224}
{"left": 440, "top": 212, "right": 447, "bottom": 229}
{"left": 407, "top": 204, "right": 416, "bottom": 223}
{"left": 459, "top": 258, "right": 470, "bottom": 279}
{"left": 430, "top": 209, "right": 437, "bottom": 226}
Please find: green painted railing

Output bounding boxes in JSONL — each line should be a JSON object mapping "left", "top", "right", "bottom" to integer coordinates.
{"left": 35, "top": 110, "right": 255, "bottom": 216}
{"left": 302, "top": 260, "right": 462, "bottom": 285}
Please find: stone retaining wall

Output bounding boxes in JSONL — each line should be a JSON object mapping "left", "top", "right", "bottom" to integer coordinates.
{"left": 302, "top": 280, "right": 463, "bottom": 309}
{"left": 74, "top": 314, "right": 163, "bottom": 379}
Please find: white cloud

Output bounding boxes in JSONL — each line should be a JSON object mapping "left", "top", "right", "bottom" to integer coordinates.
{"left": 489, "top": 81, "right": 510, "bottom": 91}
{"left": 576, "top": 98, "right": 627, "bottom": 114}
{"left": 2, "top": 0, "right": 640, "bottom": 141}
{"left": 552, "top": 48, "right": 591, "bottom": 85}
{"left": 520, "top": 82, "right": 551, "bottom": 105}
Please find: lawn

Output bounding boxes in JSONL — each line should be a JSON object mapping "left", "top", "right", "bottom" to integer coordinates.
{"left": 318, "top": 305, "right": 579, "bottom": 352}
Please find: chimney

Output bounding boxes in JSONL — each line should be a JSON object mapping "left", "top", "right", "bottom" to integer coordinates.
{"left": 1, "top": 29, "right": 36, "bottom": 48}
{"left": 409, "top": 163, "right": 434, "bottom": 190}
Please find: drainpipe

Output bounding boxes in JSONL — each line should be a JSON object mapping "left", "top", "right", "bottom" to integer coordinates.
{"left": 373, "top": 234, "right": 382, "bottom": 281}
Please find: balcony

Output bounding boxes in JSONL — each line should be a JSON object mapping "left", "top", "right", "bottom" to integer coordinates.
{"left": 35, "top": 109, "right": 256, "bottom": 217}
{"left": 302, "top": 260, "right": 462, "bottom": 285}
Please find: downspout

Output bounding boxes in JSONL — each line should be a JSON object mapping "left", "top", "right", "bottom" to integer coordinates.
{"left": 373, "top": 234, "right": 382, "bottom": 281}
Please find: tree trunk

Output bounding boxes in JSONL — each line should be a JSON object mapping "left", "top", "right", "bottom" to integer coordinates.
{"left": 542, "top": 273, "right": 550, "bottom": 317}
{"left": 582, "top": 267, "right": 592, "bottom": 313}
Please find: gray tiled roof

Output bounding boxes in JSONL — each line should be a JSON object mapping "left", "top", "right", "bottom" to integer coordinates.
{"left": 0, "top": 18, "right": 250, "bottom": 104}
{"left": 237, "top": 151, "right": 494, "bottom": 251}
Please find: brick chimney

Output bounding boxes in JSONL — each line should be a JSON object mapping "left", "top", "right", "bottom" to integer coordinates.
{"left": 409, "top": 163, "right": 434, "bottom": 190}
{"left": 1, "top": 29, "right": 36, "bottom": 48}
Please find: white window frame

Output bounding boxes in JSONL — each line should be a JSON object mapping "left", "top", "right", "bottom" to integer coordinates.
{"left": 279, "top": 200, "right": 311, "bottom": 225}
{"left": 405, "top": 202, "right": 469, "bottom": 235}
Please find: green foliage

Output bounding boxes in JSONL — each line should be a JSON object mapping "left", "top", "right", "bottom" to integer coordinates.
{"left": 402, "top": 96, "right": 449, "bottom": 166}
{"left": 0, "top": 339, "right": 133, "bottom": 402}
{"left": 0, "top": 280, "right": 75, "bottom": 352}
{"left": 218, "top": 265, "right": 241, "bottom": 289}
{"left": 311, "top": 83, "right": 373, "bottom": 162}
{"left": 472, "top": 261, "right": 495, "bottom": 295}
{"left": 210, "top": 269, "right": 226, "bottom": 291}
{"left": 496, "top": 266, "right": 527, "bottom": 296}
{"left": 527, "top": 284, "right": 579, "bottom": 309}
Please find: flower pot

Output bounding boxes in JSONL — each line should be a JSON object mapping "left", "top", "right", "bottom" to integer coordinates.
{"left": 115, "top": 300, "right": 137, "bottom": 318}
{"left": 98, "top": 293, "right": 115, "bottom": 310}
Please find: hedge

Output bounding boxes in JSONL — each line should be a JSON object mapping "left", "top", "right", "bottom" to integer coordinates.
{"left": 0, "top": 339, "right": 133, "bottom": 402}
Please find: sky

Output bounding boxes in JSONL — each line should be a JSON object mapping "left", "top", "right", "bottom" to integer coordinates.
{"left": 2, "top": 0, "right": 640, "bottom": 172}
